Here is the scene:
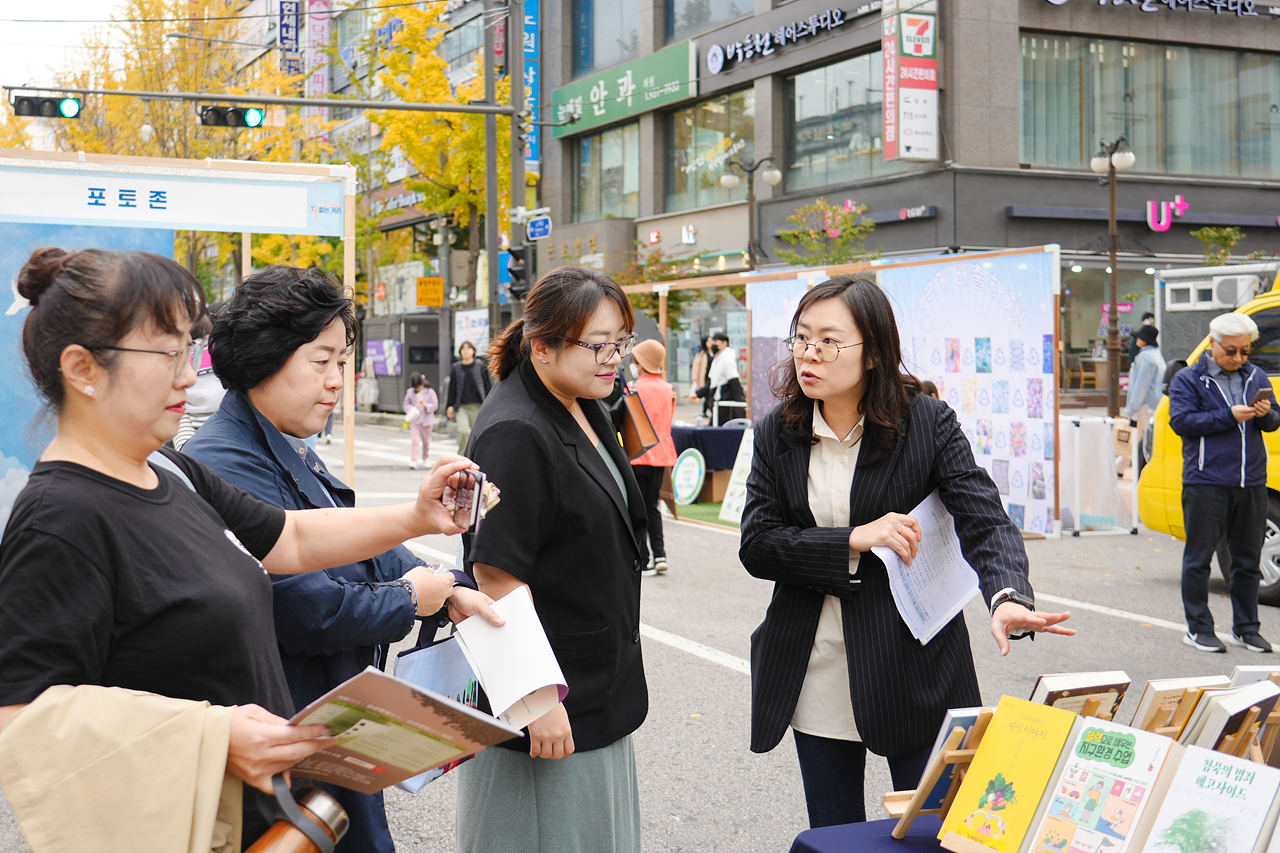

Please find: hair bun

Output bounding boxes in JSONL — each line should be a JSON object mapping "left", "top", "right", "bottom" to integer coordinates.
{"left": 17, "top": 247, "right": 71, "bottom": 305}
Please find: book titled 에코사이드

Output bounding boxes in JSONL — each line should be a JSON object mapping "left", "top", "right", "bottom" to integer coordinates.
{"left": 1028, "top": 671, "right": 1130, "bottom": 720}
{"left": 938, "top": 696, "right": 1079, "bottom": 853}
{"left": 287, "top": 666, "right": 522, "bottom": 794}
{"left": 1129, "top": 745, "right": 1280, "bottom": 853}
{"left": 1020, "top": 715, "right": 1176, "bottom": 853}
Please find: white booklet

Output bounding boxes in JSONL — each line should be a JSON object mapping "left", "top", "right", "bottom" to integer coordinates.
{"left": 872, "top": 489, "right": 979, "bottom": 645}
{"left": 454, "top": 585, "right": 569, "bottom": 729}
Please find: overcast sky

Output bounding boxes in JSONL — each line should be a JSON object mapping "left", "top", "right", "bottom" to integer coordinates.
{"left": 0, "top": 1, "right": 120, "bottom": 89}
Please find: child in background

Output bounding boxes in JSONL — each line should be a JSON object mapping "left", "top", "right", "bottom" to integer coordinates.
{"left": 404, "top": 373, "right": 438, "bottom": 469}
{"left": 628, "top": 339, "right": 677, "bottom": 576}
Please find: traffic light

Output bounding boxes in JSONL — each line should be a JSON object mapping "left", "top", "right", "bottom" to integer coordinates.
{"left": 508, "top": 244, "right": 533, "bottom": 300}
{"left": 12, "top": 97, "right": 81, "bottom": 119}
{"left": 200, "top": 105, "right": 265, "bottom": 128}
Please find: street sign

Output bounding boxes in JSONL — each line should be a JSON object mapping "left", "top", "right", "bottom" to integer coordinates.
{"left": 416, "top": 275, "right": 444, "bottom": 307}
{"left": 374, "top": 281, "right": 386, "bottom": 301}
{"left": 526, "top": 215, "right": 552, "bottom": 241}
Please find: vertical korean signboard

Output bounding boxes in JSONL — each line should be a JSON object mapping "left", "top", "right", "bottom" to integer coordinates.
{"left": 524, "top": 0, "right": 540, "bottom": 176}
{"left": 280, "top": 1, "right": 302, "bottom": 76}
{"left": 305, "top": 0, "right": 330, "bottom": 129}
{"left": 882, "top": 1, "right": 937, "bottom": 162}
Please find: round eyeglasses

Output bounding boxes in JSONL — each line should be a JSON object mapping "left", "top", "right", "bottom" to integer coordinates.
{"left": 566, "top": 334, "right": 637, "bottom": 365}
{"left": 784, "top": 335, "right": 864, "bottom": 362}
{"left": 89, "top": 342, "right": 196, "bottom": 378}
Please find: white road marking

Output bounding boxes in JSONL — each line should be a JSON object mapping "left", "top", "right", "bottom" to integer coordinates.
{"left": 665, "top": 517, "right": 740, "bottom": 537}
{"left": 1036, "top": 592, "right": 1184, "bottom": 632}
{"left": 404, "top": 540, "right": 462, "bottom": 566}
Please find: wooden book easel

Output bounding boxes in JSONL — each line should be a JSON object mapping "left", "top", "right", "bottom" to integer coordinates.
{"left": 1141, "top": 673, "right": 1280, "bottom": 764}
{"left": 884, "top": 697, "right": 1114, "bottom": 845}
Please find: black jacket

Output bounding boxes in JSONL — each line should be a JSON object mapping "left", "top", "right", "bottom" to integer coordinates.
{"left": 446, "top": 358, "right": 492, "bottom": 409}
{"left": 739, "top": 394, "right": 1033, "bottom": 757}
{"left": 464, "top": 357, "right": 649, "bottom": 752}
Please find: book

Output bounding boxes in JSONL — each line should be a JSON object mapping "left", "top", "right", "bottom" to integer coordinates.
{"left": 288, "top": 666, "right": 522, "bottom": 794}
{"left": 1029, "top": 671, "right": 1131, "bottom": 719}
{"left": 1129, "top": 745, "right": 1280, "bottom": 853}
{"left": 1130, "top": 675, "right": 1230, "bottom": 732}
{"left": 1021, "top": 715, "right": 1177, "bottom": 853}
{"left": 938, "top": 695, "right": 1079, "bottom": 852}
{"left": 1191, "top": 680, "right": 1280, "bottom": 750}
{"left": 920, "top": 707, "right": 991, "bottom": 811}
{"left": 1233, "top": 665, "right": 1280, "bottom": 688}
{"left": 453, "top": 585, "right": 569, "bottom": 729}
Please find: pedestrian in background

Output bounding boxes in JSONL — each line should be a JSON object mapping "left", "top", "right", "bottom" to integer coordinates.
{"left": 740, "top": 276, "right": 1072, "bottom": 828}
{"left": 172, "top": 301, "right": 224, "bottom": 451}
{"left": 1129, "top": 311, "right": 1156, "bottom": 364}
{"left": 404, "top": 372, "right": 438, "bottom": 470}
{"left": 1169, "top": 312, "right": 1279, "bottom": 654}
{"left": 1123, "top": 324, "right": 1165, "bottom": 430}
{"left": 458, "top": 267, "right": 648, "bottom": 853}
{"left": 446, "top": 340, "right": 491, "bottom": 453}
{"left": 629, "top": 339, "right": 677, "bottom": 576}
{"left": 0, "top": 247, "right": 478, "bottom": 848}
{"left": 689, "top": 335, "right": 712, "bottom": 419}
{"left": 184, "top": 265, "right": 501, "bottom": 852}
{"left": 921, "top": 380, "right": 939, "bottom": 399}
{"left": 708, "top": 331, "right": 745, "bottom": 424}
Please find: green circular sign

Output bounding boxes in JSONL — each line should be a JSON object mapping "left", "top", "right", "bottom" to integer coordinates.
{"left": 672, "top": 448, "right": 706, "bottom": 505}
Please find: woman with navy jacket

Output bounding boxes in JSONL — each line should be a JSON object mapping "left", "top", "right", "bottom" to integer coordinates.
{"left": 739, "top": 277, "right": 1073, "bottom": 828}
{"left": 183, "top": 265, "right": 502, "bottom": 853}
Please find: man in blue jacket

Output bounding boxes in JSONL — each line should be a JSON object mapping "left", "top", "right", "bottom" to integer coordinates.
{"left": 1169, "top": 312, "right": 1279, "bottom": 654}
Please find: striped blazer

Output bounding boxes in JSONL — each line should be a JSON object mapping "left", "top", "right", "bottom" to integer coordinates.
{"left": 739, "top": 393, "right": 1033, "bottom": 757}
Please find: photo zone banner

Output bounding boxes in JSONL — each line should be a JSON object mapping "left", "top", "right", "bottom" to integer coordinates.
{"left": 747, "top": 277, "right": 810, "bottom": 422}
{"left": 0, "top": 223, "right": 175, "bottom": 537}
{"left": 879, "top": 247, "right": 1061, "bottom": 533}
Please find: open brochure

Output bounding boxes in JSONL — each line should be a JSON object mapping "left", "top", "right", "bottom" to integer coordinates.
{"left": 392, "top": 637, "right": 482, "bottom": 793}
{"left": 454, "top": 585, "right": 569, "bottom": 728}
{"left": 288, "top": 667, "right": 522, "bottom": 794}
{"left": 872, "top": 489, "right": 980, "bottom": 645}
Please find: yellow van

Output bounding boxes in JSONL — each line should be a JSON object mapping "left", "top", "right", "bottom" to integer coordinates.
{"left": 1136, "top": 293, "right": 1280, "bottom": 605}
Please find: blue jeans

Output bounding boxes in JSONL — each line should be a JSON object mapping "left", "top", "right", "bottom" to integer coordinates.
{"left": 792, "top": 729, "right": 932, "bottom": 828}
{"left": 1181, "top": 483, "right": 1267, "bottom": 636}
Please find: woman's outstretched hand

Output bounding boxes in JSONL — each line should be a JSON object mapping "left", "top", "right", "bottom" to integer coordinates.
{"left": 849, "top": 513, "right": 922, "bottom": 565}
{"left": 413, "top": 454, "right": 479, "bottom": 535}
{"left": 990, "top": 603, "right": 1075, "bottom": 656}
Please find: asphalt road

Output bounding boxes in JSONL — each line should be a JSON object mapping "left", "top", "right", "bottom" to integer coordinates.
{"left": 4, "top": 420, "right": 1278, "bottom": 852}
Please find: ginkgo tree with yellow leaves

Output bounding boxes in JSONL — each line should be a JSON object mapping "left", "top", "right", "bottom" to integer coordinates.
{"left": 373, "top": 2, "right": 519, "bottom": 307}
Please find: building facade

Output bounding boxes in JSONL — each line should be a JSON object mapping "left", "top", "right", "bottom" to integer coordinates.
{"left": 536, "top": 0, "right": 1280, "bottom": 361}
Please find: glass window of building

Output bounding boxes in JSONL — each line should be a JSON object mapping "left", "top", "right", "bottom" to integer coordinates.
{"left": 667, "top": 0, "right": 750, "bottom": 43}
{"left": 574, "top": 122, "right": 641, "bottom": 222}
{"left": 666, "top": 90, "right": 755, "bottom": 212}
{"left": 785, "top": 50, "right": 909, "bottom": 193}
{"left": 572, "top": 0, "right": 641, "bottom": 77}
{"left": 1021, "top": 34, "right": 1280, "bottom": 179}
{"left": 442, "top": 16, "right": 483, "bottom": 72}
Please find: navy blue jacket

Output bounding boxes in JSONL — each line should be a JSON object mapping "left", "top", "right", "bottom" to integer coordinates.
{"left": 183, "top": 391, "right": 470, "bottom": 853}
{"left": 1168, "top": 351, "right": 1280, "bottom": 488}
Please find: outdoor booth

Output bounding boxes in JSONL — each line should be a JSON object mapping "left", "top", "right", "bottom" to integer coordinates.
{"left": 0, "top": 149, "right": 358, "bottom": 531}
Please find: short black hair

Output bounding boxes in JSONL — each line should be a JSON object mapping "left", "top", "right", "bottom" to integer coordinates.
{"left": 712, "top": 332, "right": 730, "bottom": 343}
{"left": 210, "top": 265, "right": 355, "bottom": 393}
{"left": 1141, "top": 312, "right": 1155, "bottom": 322}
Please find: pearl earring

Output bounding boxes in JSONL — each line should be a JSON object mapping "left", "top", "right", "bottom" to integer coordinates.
{"left": 83, "top": 385, "right": 95, "bottom": 397}
{"left": 540, "top": 358, "right": 548, "bottom": 364}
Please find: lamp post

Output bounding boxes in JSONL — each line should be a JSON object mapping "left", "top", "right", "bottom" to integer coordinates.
{"left": 1089, "top": 135, "right": 1136, "bottom": 418}
{"left": 720, "top": 155, "right": 783, "bottom": 271}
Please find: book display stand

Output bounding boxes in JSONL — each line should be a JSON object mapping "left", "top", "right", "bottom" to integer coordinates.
{"left": 883, "top": 698, "right": 1115, "bottom": 844}
{"left": 1137, "top": 673, "right": 1280, "bottom": 764}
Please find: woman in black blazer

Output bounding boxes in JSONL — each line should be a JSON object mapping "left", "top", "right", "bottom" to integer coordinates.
{"left": 456, "top": 267, "right": 649, "bottom": 853}
{"left": 739, "top": 277, "right": 1073, "bottom": 828}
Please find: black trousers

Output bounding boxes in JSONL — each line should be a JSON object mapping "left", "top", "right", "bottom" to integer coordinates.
{"left": 631, "top": 464, "right": 666, "bottom": 561}
{"left": 792, "top": 730, "right": 931, "bottom": 828}
{"left": 1181, "top": 483, "right": 1267, "bottom": 636}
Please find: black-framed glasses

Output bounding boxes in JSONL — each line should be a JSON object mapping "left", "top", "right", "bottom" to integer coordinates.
{"left": 89, "top": 342, "right": 195, "bottom": 378}
{"left": 566, "top": 333, "right": 637, "bottom": 365}
{"left": 784, "top": 335, "right": 864, "bottom": 362}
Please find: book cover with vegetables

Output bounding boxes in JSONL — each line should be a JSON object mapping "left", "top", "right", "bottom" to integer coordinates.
{"left": 939, "top": 695, "right": 1078, "bottom": 852}
{"left": 1024, "top": 717, "right": 1174, "bottom": 853}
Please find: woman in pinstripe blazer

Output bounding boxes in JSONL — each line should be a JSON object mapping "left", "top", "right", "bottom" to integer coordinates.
{"left": 739, "top": 277, "right": 1073, "bottom": 828}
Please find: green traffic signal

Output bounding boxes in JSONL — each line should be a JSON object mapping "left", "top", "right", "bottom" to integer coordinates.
{"left": 200, "top": 105, "right": 266, "bottom": 128}
{"left": 243, "top": 107, "right": 264, "bottom": 128}
{"left": 11, "top": 96, "right": 80, "bottom": 119}
{"left": 57, "top": 98, "right": 81, "bottom": 118}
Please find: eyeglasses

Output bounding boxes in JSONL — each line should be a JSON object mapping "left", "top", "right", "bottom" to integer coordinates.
{"left": 1215, "top": 341, "right": 1252, "bottom": 359}
{"left": 89, "top": 342, "right": 196, "bottom": 378}
{"left": 566, "top": 333, "right": 637, "bottom": 365}
{"left": 784, "top": 335, "right": 864, "bottom": 362}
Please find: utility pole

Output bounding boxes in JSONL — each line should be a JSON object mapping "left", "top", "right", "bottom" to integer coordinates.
{"left": 509, "top": 0, "right": 526, "bottom": 321}
{"left": 483, "top": 0, "right": 502, "bottom": 335}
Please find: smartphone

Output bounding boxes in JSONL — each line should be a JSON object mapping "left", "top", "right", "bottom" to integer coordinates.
{"left": 451, "top": 470, "right": 487, "bottom": 533}
{"left": 1250, "top": 387, "right": 1275, "bottom": 406}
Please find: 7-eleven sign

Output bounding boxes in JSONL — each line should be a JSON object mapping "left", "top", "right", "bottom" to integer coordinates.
{"left": 899, "top": 12, "right": 936, "bottom": 59}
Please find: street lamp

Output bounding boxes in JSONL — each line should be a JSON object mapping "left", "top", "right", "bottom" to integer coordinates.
{"left": 720, "top": 155, "right": 783, "bottom": 271}
{"left": 1090, "top": 135, "right": 1135, "bottom": 418}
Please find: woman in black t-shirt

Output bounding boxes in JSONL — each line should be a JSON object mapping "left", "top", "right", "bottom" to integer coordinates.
{"left": 0, "top": 248, "right": 477, "bottom": 839}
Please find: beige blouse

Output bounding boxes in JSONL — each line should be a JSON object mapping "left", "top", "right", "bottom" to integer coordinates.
{"left": 790, "top": 405, "right": 864, "bottom": 741}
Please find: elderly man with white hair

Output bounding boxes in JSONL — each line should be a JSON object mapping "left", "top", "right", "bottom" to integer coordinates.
{"left": 1168, "top": 312, "right": 1280, "bottom": 654}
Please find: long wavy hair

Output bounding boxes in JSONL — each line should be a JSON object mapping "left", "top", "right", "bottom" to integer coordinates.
{"left": 769, "top": 277, "right": 920, "bottom": 464}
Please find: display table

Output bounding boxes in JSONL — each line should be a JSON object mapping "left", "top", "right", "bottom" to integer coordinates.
{"left": 671, "top": 425, "right": 746, "bottom": 471}
{"left": 789, "top": 815, "right": 944, "bottom": 853}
